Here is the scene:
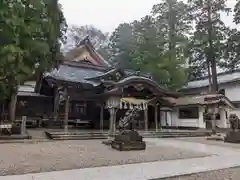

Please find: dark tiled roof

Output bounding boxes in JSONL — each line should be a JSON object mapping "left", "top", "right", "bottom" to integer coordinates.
{"left": 44, "top": 64, "right": 105, "bottom": 86}
{"left": 183, "top": 70, "right": 240, "bottom": 90}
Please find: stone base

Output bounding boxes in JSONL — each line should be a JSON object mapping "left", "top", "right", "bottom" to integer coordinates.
{"left": 115, "top": 130, "right": 142, "bottom": 142}
{"left": 110, "top": 130, "right": 146, "bottom": 151}
{"left": 111, "top": 140, "right": 146, "bottom": 151}
{"left": 206, "top": 133, "right": 224, "bottom": 141}
{"left": 102, "top": 139, "right": 113, "bottom": 145}
{"left": 224, "top": 131, "right": 240, "bottom": 143}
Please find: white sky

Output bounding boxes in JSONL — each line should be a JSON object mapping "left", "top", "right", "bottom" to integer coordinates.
{"left": 59, "top": 0, "right": 237, "bottom": 33}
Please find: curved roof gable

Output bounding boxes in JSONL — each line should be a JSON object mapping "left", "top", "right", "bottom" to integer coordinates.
{"left": 110, "top": 76, "right": 180, "bottom": 97}
{"left": 65, "top": 36, "right": 111, "bottom": 67}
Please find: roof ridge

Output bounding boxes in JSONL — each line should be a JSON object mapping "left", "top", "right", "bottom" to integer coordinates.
{"left": 62, "top": 60, "right": 109, "bottom": 71}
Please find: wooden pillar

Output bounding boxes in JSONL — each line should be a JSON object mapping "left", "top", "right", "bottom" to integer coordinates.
{"left": 113, "top": 109, "right": 117, "bottom": 135}
{"left": 21, "top": 116, "right": 27, "bottom": 135}
{"left": 100, "top": 105, "right": 104, "bottom": 132}
{"left": 155, "top": 104, "right": 158, "bottom": 132}
{"left": 108, "top": 108, "right": 117, "bottom": 137}
{"left": 144, "top": 107, "right": 148, "bottom": 131}
{"left": 108, "top": 108, "right": 114, "bottom": 137}
{"left": 159, "top": 107, "right": 162, "bottom": 130}
{"left": 64, "top": 88, "right": 69, "bottom": 133}
{"left": 53, "top": 88, "right": 59, "bottom": 121}
{"left": 211, "top": 105, "right": 217, "bottom": 134}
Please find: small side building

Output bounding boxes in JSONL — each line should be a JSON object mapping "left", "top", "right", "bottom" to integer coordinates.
{"left": 169, "top": 94, "right": 235, "bottom": 129}
{"left": 169, "top": 71, "right": 240, "bottom": 129}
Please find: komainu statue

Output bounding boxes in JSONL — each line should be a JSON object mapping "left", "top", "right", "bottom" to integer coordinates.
{"left": 224, "top": 113, "right": 240, "bottom": 143}
{"left": 111, "top": 107, "right": 146, "bottom": 151}
{"left": 117, "top": 108, "right": 140, "bottom": 131}
{"left": 229, "top": 114, "right": 240, "bottom": 130}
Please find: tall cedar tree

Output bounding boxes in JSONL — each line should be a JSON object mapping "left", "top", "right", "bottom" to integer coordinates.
{"left": 108, "top": 0, "right": 192, "bottom": 90}
{"left": 108, "top": 23, "right": 135, "bottom": 68}
{"left": 0, "top": 0, "right": 67, "bottom": 121}
{"left": 130, "top": 0, "right": 192, "bottom": 89}
{"left": 222, "top": 0, "right": 240, "bottom": 71}
{"left": 187, "top": 0, "right": 230, "bottom": 88}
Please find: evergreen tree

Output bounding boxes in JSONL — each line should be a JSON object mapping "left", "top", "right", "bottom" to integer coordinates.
{"left": 0, "top": 0, "right": 67, "bottom": 121}
{"left": 108, "top": 23, "right": 135, "bottom": 67}
{"left": 187, "top": 0, "right": 230, "bottom": 89}
{"left": 107, "top": 0, "right": 192, "bottom": 90}
{"left": 222, "top": 0, "right": 240, "bottom": 71}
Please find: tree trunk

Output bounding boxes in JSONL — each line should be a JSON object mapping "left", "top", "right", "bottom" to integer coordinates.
{"left": 207, "top": 60, "right": 212, "bottom": 92}
{"left": 207, "top": 0, "right": 218, "bottom": 93}
{"left": 168, "top": 0, "right": 176, "bottom": 61}
{"left": 207, "top": 0, "right": 218, "bottom": 134}
{"left": 0, "top": 102, "right": 4, "bottom": 122}
{"left": 8, "top": 90, "right": 17, "bottom": 122}
{"left": 35, "top": 72, "right": 43, "bottom": 93}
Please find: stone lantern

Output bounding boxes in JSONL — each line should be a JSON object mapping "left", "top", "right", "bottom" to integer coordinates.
{"left": 105, "top": 96, "right": 120, "bottom": 143}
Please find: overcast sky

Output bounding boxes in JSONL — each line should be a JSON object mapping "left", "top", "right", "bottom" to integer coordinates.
{"left": 59, "top": 0, "right": 237, "bottom": 33}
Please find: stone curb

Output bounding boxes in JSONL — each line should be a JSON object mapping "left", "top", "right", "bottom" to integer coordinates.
{"left": 0, "top": 139, "right": 53, "bottom": 144}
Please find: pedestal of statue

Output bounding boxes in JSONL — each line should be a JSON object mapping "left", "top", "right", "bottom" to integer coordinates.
{"left": 111, "top": 130, "right": 146, "bottom": 151}
{"left": 224, "top": 130, "right": 240, "bottom": 143}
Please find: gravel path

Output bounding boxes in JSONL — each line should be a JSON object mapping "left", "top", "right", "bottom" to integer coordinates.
{"left": 158, "top": 167, "right": 240, "bottom": 180}
{"left": 0, "top": 140, "right": 208, "bottom": 176}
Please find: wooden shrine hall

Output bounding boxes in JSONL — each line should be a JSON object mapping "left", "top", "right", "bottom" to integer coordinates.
{"left": 15, "top": 36, "right": 179, "bottom": 132}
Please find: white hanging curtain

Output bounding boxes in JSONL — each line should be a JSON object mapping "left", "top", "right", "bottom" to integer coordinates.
{"left": 120, "top": 97, "right": 149, "bottom": 110}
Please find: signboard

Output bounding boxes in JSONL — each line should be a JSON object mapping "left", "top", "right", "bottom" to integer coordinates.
{"left": 204, "top": 96, "right": 221, "bottom": 102}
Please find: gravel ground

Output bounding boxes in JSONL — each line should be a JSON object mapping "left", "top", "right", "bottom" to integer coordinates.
{"left": 176, "top": 137, "right": 240, "bottom": 149}
{"left": 0, "top": 140, "right": 209, "bottom": 176}
{"left": 157, "top": 167, "right": 240, "bottom": 180}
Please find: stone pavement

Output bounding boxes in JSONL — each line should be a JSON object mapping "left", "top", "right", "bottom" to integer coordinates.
{"left": 1, "top": 138, "right": 240, "bottom": 180}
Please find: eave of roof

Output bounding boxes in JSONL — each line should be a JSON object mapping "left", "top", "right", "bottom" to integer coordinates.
{"left": 182, "top": 70, "right": 240, "bottom": 90}
{"left": 18, "top": 91, "right": 50, "bottom": 97}
{"left": 174, "top": 94, "right": 235, "bottom": 109}
{"left": 114, "top": 76, "right": 180, "bottom": 97}
{"left": 102, "top": 76, "right": 180, "bottom": 98}
{"left": 18, "top": 82, "right": 50, "bottom": 97}
{"left": 44, "top": 64, "right": 105, "bottom": 87}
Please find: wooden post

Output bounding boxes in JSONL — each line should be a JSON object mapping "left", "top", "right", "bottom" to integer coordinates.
{"left": 159, "top": 107, "right": 162, "bottom": 130}
{"left": 100, "top": 105, "right": 104, "bottom": 132}
{"left": 144, "top": 108, "right": 148, "bottom": 131}
{"left": 165, "top": 111, "right": 168, "bottom": 126}
{"left": 211, "top": 105, "right": 217, "bottom": 134}
{"left": 155, "top": 105, "right": 158, "bottom": 132}
{"left": 113, "top": 108, "right": 116, "bottom": 135}
{"left": 64, "top": 88, "right": 69, "bottom": 133}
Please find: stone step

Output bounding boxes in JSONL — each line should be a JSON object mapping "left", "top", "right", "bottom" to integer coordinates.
{"left": 45, "top": 131, "right": 209, "bottom": 140}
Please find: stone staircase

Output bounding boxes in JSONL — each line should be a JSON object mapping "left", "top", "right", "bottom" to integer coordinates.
{"left": 45, "top": 130, "right": 210, "bottom": 140}
{"left": 45, "top": 131, "right": 107, "bottom": 140}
